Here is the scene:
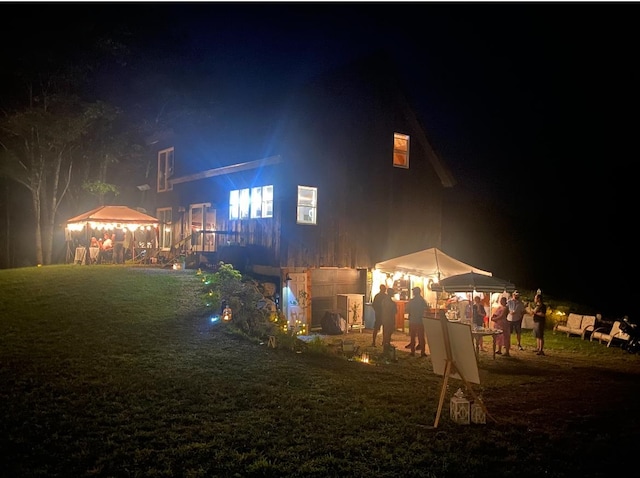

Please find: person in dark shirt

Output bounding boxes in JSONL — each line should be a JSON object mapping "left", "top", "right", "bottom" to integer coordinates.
{"left": 472, "top": 295, "right": 487, "bottom": 352}
{"left": 405, "top": 286, "right": 428, "bottom": 357}
{"left": 381, "top": 288, "right": 397, "bottom": 354}
{"left": 113, "top": 228, "right": 126, "bottom": 264}
{"left": 532, "top": 294, "right": 547, "bottom": 355}
{"left": 371, "top": 284, "right": 387, "bottom": 347}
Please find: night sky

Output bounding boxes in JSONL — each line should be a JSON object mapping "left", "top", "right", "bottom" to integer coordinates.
{"left": 3, "top": 2, "right": 637, "bottom": 318}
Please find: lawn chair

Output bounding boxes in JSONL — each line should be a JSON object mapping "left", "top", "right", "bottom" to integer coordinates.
{"left": 554, "top": 313, "right": 597, "bottom": 340}
{"left": 591, "top": 321, "right": 630, "bottom": 348}
{"left": 580, "top": 315, "right": 597, "bottom": 340}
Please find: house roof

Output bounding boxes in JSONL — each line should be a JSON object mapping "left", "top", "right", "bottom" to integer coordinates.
{"left": 170, "top": 155, "right": 282, "bottom": 186}
{"left": 302, "top": 51, "right": 457, "bottom": 188}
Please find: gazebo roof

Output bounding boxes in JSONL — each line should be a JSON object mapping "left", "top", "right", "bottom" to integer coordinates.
{"left": 66, "top": 205, "right": 159, "bottom": 229}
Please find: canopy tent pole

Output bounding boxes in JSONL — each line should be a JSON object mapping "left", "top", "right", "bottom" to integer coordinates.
{"left": 84, "top": 223, "right": 91, "bottom": 265}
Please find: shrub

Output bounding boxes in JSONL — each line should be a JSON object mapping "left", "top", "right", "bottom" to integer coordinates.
{"left": 200, "top": 262, "right": 276, "bottom": 338}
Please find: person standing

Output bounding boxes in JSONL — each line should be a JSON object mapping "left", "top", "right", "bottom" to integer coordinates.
{"left": 532, "top": 293, "right": 547, "bottom": 355}
{"left": 381, "top": 287, "right": 397, "bottom": 354}
{"left": 507, "top": 291, "right": 526, "bottom": 351}
{"left": 113, "top": 228, "right": 126, "bottom": 264}
{"left": 491, "top": 296, "right": 510, "bottom": 356}
{"left": 371, "top": 284, "right": 387, "bottom": 347}
{"left": 406, "top": 286, "right": 428, "bottom": 357}
{"left": 472, "top": 295, "right": 487, "bottom": 352}
{"left": 124, "top": 229, "right": 134, "bottom": 262}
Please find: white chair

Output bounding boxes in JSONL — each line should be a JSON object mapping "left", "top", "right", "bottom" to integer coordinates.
{"left": 554, "top": 313, "right": 584, "bottom": 337}
{"left": 580, "top": 315, "right": 597, "bottom": 340}
{"left": 591, "top": 321, "right": 630, "bottom": 348}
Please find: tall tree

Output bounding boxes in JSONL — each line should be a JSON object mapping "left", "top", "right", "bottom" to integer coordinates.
{"left": 0, "top": 89, "right": 113, "bottom": 265}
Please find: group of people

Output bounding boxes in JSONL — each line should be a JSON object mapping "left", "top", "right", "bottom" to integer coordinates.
{"left": 371, "top": 284, "right": 548, "bottom": 359}
{"left": 490, "top": 290, "right": 547, "bottom": 356}
{"left": 90, "top": 230, "right": 128, "bottom": 264}
{"left": 372, "top": 284, "right": 428, "bottom": 357}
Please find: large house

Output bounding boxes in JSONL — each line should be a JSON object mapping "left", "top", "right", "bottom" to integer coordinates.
{"left": 147, "top": 53, "right": 456, "bottom": 331}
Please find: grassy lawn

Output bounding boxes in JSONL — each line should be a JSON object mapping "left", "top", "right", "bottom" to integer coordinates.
{"left": 1, "top": 265, "right": 639, "bottom": 477}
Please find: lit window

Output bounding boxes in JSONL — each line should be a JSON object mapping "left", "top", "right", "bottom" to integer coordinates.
{"left": 239, "top": 188, "right": 250, "bottom": 220}
{"left": 157, "top": 147, "right": 174, "bottom": 192}
{"left": 190, "top": 204, "right": 215, "bottom": 251}
{"left": 262, "top": 185, "right": 273, "bottom": 218}
{"left": 297, "top": 186, "right": 317, "bottom": 225}
{"left": 251, "top": 187, "right": 262, "bottom": 218}
{"left": 157, "top": 208, "right": 172, "bottom": 250}
{"left": 230, "top": 185, "right": 274, "bottom": 220}
{"left": 393, "top": 133, "right": 409, "bottom": 169}
{"left": 250, "top": 185, "right": 274, "bottom": 218}
{"left": 229, "top": 190, "right": 240, "bottom": 220}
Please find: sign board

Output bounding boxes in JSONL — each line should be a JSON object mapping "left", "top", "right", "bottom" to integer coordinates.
{"left": 423, "top": 317, "right": 480, "bottom": 384}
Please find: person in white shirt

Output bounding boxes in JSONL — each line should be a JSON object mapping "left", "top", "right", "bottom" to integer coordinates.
{"left": 99, "top": 232, "right": 113, "bottom": 263}
{"left": 102, "top": 236, "right": 113, "bottom": 250}
{"left": 507, "top": 291, "right": 526, "bottom": 351}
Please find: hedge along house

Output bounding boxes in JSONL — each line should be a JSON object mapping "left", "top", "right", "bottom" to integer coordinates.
{"left": 148, "top": 53, "right": 456, "bottom": 333}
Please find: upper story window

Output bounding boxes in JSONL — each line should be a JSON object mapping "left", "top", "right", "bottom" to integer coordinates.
{"left": 393, "top": 133, "right": 409, "bottom": 169}
{"left": 229, "top": 185, "right": 273, "bottom": 220}
{"left": 297, "top": 186, "right": 317, "bottom": 225}
{"left": 157, "top": 147, "right": 174, "bottom": 192}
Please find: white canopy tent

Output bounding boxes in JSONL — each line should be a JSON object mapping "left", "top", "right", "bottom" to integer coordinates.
{"left": 372, "top": 248, "right": 492, "bottom": 311}
{"left": 374, "top": 247, "right": 491, "bottom": 280}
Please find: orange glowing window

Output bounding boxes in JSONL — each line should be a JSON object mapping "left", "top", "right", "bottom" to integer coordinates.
{"left": 393, "top": 133, "right": 409, "bottom": 169}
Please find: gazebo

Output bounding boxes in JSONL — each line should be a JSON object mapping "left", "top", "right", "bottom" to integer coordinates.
{"left": 65, "top": 205, "right": 160, "bottom": 264}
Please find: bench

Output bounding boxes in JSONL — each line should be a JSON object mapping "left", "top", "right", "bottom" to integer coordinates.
{"left": 553, "top": 313, "right": 596, "bottom": 339}
{"left": 591, "top": 320, "right": 630, "bottom": 348}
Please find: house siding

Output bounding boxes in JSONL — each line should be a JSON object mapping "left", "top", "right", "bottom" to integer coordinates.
{"left": 145, "top": 53, "right": 454, "bottom": 330}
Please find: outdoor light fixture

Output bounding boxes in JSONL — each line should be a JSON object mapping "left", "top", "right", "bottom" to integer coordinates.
{"left": 285, "top": 273, "right": 292, "bottom": 282}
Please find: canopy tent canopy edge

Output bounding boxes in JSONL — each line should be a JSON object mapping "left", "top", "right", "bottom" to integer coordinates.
{"left": 370, "top": 247, "right": 493, "bottom": 310}
{"left": 430, "top": 271, "right": 516, "bottom": 294}
{"left": 66, "top": 205, "right": 160, "bottom": 230}
{"left": 374, "top": 247, "right": 492, "bottom": 280}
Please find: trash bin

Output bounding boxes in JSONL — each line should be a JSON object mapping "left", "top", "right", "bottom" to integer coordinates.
{"left": 364, "top": 303, "right": 375, "bottom": 329}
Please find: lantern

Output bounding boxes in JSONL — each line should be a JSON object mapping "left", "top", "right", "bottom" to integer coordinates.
{"left": 450, "top": 388, "right": 470, "bottom": 425}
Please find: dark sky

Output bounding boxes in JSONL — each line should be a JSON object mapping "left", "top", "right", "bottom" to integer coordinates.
{"left": 4, "top": 2, "right": 638, "bottom": 318}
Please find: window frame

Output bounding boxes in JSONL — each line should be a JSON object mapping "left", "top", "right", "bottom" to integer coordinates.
{"left": 296, "top": 185, "right": 317, "bottom": 225}
{"left": 157, "top": 147, "right": 175, "bottom": 192}
{"left": 229, "top": 185, "right": 274, "bottom": 220}
{"left": 156, "top": 207, "right": 173, "bottom": 251}
{"left": 393, "top": 133, "right": 410, "bottom": 169}
{"left": 189, "top": 203, "right": 216, "bottom": 251}
{"left": 250, "top": 185, "right": 274, "bottom": 219}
